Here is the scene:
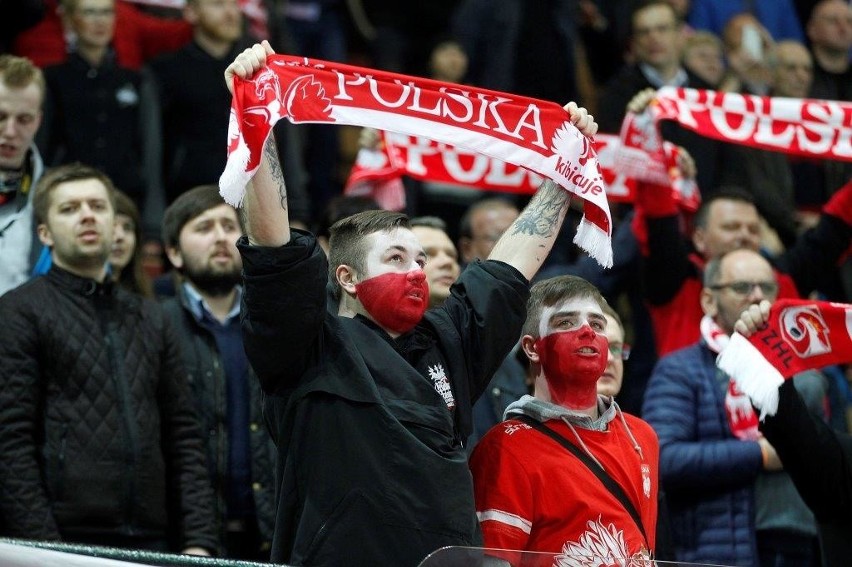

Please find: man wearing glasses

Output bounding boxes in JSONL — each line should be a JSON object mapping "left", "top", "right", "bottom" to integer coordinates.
{"left": 642, "top": 248, "right": 828, "bottom": 567}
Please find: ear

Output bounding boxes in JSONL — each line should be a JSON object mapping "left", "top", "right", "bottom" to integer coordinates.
{"left": 165, "top": 245, "right": 184, "bottom": 270}
{"left": 336, "top": 264, "right": 358, "bottom": 296}
{"left": 37, "top": 223, "right": 53, "bottom": 248}
{"left": 183, "top": 3, "right": 199, "bottom": 24}
{"left": 692, "top": 226, "right": 707, "bottom": 255}
{"left": 521, "top": 334, "right": 540, "bottom": 365}
{"left": 700, "top": 287, "right": 718, "bottom": 318}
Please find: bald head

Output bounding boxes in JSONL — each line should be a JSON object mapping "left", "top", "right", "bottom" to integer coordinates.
{"left": 702, "top": 249, "right": 778, "bottom": 334}
{"left": 773, "top": 41, "right": 813, "bottom": 97}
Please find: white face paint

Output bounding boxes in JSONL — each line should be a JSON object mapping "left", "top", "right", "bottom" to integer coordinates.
{"left": 538, "top": 296, "right": 607, "bottom": 338}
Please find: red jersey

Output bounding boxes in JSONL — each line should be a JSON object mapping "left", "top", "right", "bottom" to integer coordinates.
{"left": 470, "top": 412, "right": 659, "bottom": 561}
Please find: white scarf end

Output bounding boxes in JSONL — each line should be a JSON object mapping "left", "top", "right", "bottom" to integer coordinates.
{"left": 219, "top": 142, "right": 252, "bottom": 208}
{"left": 717, "top": 332, "right": 784, "bottom": 419}
{"left": 574, "top": 218, "right": 614, "bottom": 269}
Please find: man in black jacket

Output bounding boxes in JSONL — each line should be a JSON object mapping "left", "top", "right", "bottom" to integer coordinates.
{"left": 224, "top": 42, "right": 598, "bottom": 567}
{"left": 597, "top": 0, "right": 732, "bottom": 194}
{"left": 0, "top": 163, "right": 217, "bottom": 555}
{"left": 734, "top": 300, "right": 852, "bottom": 567}
{"left": 160, "top": 185, "right": 276, "bottom": 560}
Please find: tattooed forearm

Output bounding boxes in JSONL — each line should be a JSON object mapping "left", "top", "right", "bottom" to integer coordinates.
{"left": 512, "top": 180, "right": 570, "bottom": 237}
{"left": 264, "top": 135, "right": 287, "bottom": 209}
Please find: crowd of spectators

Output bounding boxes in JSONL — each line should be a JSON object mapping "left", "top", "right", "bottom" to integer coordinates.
{"left": 1, "top": 0, "right": 851, "bottom": 565}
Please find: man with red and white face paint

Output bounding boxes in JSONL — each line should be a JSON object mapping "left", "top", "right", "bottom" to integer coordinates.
{"left": 469, "top": 275, "right": 660, "bottom": 561}
{"left": 224, "top": 42, "right": 599, "bottom": 567}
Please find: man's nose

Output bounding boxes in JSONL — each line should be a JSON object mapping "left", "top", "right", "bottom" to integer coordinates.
{"left": 748, "top": 284, "right": 765, "bottom": 301}
{"left": 577, "top": 322, "right": 596, "bottom": 338}
{"left": 0, "top": 118, "right": 16, "bottom": 137}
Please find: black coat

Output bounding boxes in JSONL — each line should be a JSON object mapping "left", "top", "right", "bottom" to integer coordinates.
{"left": 597, "top": 64, "right": 733, "bottom": 194}
{"left": 160, "top": 286, "right": 276, "bottom": 553}
{"left": 238, "top": 231, "right": 529, "bottom": 566}
{"left": 0, "top": 267, "right": 217, "bottom": 552}
{"left": 761, "top": 380, "right": 852, "bottom": 567}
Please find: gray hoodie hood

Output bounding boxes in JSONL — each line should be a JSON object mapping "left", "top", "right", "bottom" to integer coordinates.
{"left": 503, "top": 394, "right": 645, "bottom": 468}
{"left": 504, "top": 394, "right": 617, "bottom": 431}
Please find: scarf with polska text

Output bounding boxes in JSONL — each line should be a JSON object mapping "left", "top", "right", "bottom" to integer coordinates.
{"left": 647, "top": 87, "right": 852, "bottom": 162}
{"left": 219, "top": 55, "right": 613, "bottom": 268}
{"left": 717, "top": 299, "right": 852, "bottom": 418}
{"left": 344, "top": 131, "right": 700, "bottom": 212}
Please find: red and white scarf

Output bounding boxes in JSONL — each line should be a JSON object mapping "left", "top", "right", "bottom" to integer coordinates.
{"left": 649, "top": 87, "right": 852, "bottom": 162}
{"left": 219, "top": 55, "right": 613, "bottom": 268}
{"left": 701, "top": 316, "right": 760, "bottom": 440}
{"left": 717, "top": 299, "right": 852, "bottom": 418}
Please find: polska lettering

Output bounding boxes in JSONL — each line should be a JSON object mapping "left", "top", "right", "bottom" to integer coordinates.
{"left": 274, "top": 58, "right": 553, "bottom": 153}
{"left": 657, "top": 88, "right": 852, "bottom": 161}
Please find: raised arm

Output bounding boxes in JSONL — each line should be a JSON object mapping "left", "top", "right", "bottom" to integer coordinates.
{"left": 487, "top": 102, "right": 597, "bottom": 281}
{"left": 224, "top": 41, "right": 291, "bottom": 247}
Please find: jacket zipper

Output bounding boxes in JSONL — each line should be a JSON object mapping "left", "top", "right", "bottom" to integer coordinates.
{"left": 55, "top": 423, "right": 69, "bottom": 500}
{"left": 104, "top": 321, "right": 140, "bottom": 535}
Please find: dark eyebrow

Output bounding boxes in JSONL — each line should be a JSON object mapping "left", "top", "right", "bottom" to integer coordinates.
{"left": 547, "top": 310, "right": 606, "bottom": 325}
{"left": 385, "top": 245, "right": 427, "bottom": 260}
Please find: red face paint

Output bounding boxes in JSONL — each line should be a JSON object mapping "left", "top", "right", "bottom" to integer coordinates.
{"left": 536, "top": 325, "right": 608, "bottom": 409}
{"left": 355, "top": 270, "right": 428, "bottom": 334}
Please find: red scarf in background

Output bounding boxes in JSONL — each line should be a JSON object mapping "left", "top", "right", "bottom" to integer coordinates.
{"left": 344, "top": 131, "right": 701, "bottom": 212}
{"left": 219, "top": 55, "right": 613, "bottom": 267}
{"left": 717, "top": 299, "right": 852, "bottom": 418}
{"left": 651, "top": 87, "right": 852, "bottom": 162}
{"left": 346, "top": 132, "right": 635, "bottom": 206}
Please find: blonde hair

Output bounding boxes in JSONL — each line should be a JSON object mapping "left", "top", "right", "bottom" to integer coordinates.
{"left": 0, "top": 55, "right": 45, "bottom": 100}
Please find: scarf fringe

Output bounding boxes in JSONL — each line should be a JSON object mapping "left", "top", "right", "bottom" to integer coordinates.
{"left": 716, "top": 333, "right": 784, "bottom": 419}
{"left": 219, "top": 139, "right": 252, "bottom": 208}
{"left": 574, "top": 217, "right": 614, "bottom": 268}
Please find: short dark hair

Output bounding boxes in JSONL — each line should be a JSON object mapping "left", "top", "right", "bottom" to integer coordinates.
{"left": 410, "top": 216, "right": 448, "bottom": 231}
{"left": 693, "top": 186, "right": 756, "bottom": 230}
{"left": 315, "top": 195, "right": 380, "bottom": 239}
{"left": 328, "top": 210, "right": 411, "bottom": 300}
{"left": 523, "top": 275, "right": 608, "bottom": 338}
{"left": 33, "top": 163, "right": 117, "bottom": 225}
{"left": 162, "top": 185, "right": 238, "bottom": 248}
{"left": 631, "top": 0, "right": 681, "bottom": 33}
{"left": 458, "top": 197, "right": 518, "bottom": 240}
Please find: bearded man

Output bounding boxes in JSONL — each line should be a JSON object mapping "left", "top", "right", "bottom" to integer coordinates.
{"left": 161, "top": 184, "right": 276, "bottom": 560}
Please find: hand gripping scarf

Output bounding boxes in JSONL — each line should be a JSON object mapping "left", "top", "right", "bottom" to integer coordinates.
{"left": 717, "top": 299, "right": 852, "bottom": 418}
{"left": 219, "top": 55, "right": 613, "bottom": 268}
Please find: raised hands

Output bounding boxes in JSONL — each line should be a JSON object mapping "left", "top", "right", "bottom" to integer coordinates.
{"left": 224, "top": 40, "right": 275, "bottom": 95}
{"left": 733, "top": 299, "right": 772, "bottom": 337}
{"left": 626, "top": 87, "right": 657, "bottom": 115}
{"left": 564, "top": 101, "right": 598, "bottom": 138}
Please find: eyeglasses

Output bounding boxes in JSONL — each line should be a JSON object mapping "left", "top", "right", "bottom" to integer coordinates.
{"left": 709, "top": 281, "right": 779, "bottom": 296}
{"left": 609, "top": 343, "right": 631, "bottom": 361}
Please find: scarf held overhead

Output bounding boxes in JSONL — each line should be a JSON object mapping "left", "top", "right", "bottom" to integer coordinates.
{"left": 717, "top": 299, "right": 852, "bottom": 418}
{"left": 219, "top": 55, "right": 613, "bottom": 268}
{"left": 651, "top": 87, "right": 852, "bottom": 161}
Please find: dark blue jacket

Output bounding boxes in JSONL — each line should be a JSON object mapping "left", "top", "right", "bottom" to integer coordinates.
{"left": 642, "top": 341, "right": 762, "bottom": 566}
